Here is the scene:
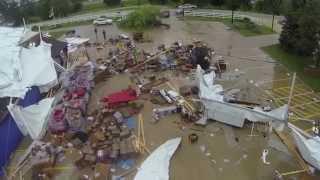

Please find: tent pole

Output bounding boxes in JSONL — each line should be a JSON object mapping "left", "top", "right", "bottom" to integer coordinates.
{"left": 22, "top": 18, "right": 26, "bottom": 32}
{"left": 38, "top": 26, "right": 42, "bottom": 42}
{"left": 288, "top": 73, "right": 296, "bottom": 108}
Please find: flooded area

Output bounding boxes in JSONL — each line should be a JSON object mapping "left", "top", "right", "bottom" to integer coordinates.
{"left": 7, "top": 14, "right": 320, "bottom": 180}
{"left": 70, "top": 16, "right": 319, "bottom": 180}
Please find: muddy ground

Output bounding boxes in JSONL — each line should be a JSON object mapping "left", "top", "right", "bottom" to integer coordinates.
{"left": 8, "top": 14, "right": 320, "bottom": 180}
{"left": 72, "top": 15, "right": 318, "bottom": 180}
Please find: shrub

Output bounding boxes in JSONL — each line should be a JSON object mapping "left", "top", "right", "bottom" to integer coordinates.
{"left": 119, "top": 5, "right": 161, "bottom": 30}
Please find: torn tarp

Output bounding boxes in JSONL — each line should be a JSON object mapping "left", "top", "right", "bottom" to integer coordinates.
{"left": 197, "top": 65, "right": 288, "bottom": 127}
{"left": 134, "top": 137, "right": 181, "bottom": 180}
{"left": 7, "top": 97, "right": 55, "bottom": 140}
{"left": 0, "top": 27, "right": 58, "bottom": 98}
{"left": 290, "top": 124, "right": 320, "bottom": 170}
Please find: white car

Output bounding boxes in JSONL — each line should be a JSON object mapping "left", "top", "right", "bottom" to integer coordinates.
{"left": 93, "top": 17, "right": 113, "bottom": 25}
{"left": 177, "top": 4, "right": 197, "bottom": 9}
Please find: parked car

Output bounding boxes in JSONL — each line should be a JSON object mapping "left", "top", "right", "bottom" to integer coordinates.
{"left": 177, "top": 4, "right": 198, "bottom": 10}
{"left": 93, "top": 16, "right": 113, "bottom": 25}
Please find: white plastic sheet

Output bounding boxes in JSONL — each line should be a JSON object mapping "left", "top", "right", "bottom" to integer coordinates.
{"left": 134, "top": 137, "right": 181, "bottom": 180}
{"left": 197, "top": 65, "right": 288, "bottom": 127}
{"left": 65, "top": 37, "right": 90, "bottom": 53}
{"left": 291, "top": 127, "right": 320, "bottom": 170}
{"left": 0, "top": 27, "right": 58, "bottom": 98}
{"left": 0, "top": 27, "right": 24, "bottom": 90}
{"left": 196, "top": 65, "right": 224, "bottom": 102}
{"left": 8, "top": 98, "right": 55, "bottom": 140}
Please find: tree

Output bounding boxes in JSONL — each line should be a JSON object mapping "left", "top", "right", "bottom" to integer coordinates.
{"left": 211, "top": 0, "right": 225, "bottom": 6}
{"left": 38, "top": 0, "right": 83, "bottom": 20}
{"left": 280, "top": 0, "right": 320, "bottom": 57}
{"left": 0, "top": 1, "right": 23, "bottom": 25}
{"left": 148, "top": 0, "right": 168, "bottom": 4}
{"left": 119, "top": 5, "right": 160, "bottom": 30}
{"left": 270, "top": 0, "right": 282, "bottom": 31}
{"left": 71, "top": 0, "right": 84, "bottom": 11}
{"left": 103, "top": 0, "right": 121, "bottom": 6}
{"left": 226, "top": 0, "right": 241, "bottom": 24}
{"left": 183, "top": 0, "right": 210, "bottom": 6}
{"left": 38, "top": 0, "right": 51, "bottom": 20}
{"left": 51, "top": 0, "right": 72, "bottom": 17}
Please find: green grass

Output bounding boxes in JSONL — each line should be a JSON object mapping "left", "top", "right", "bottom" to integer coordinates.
{"left": 73, "top": 1, "right": 145, "bottom": 15}
{"left": 49, "top": 30, "right": 69, "bottom": 38}
{"left": 183, "top": 16, "right": 275, "bottom": 37}
{"left": 81, "top": 2, "right": 109, "bottom": 13}
{"left": 262, "top": 44, "right": 320, "bottom": 91}
{"left": 37, "top": 20, "right": 92, "bottom": 31}
{"left": 122, "top": 0, "right": 149, "bottom": 6}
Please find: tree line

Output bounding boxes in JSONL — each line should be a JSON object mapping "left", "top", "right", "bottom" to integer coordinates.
{"left": 280, "top": 0, "right": 320, "bottom": 59}
{"left": 0, "top": 0, "right": 291, "bottom": 26}
{"left": 0, "top": 0, "right": 84, "bottom": 25}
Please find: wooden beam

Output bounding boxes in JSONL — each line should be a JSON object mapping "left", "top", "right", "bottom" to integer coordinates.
{"left": 274, "top": 130, "right": 310, "bottom": 173}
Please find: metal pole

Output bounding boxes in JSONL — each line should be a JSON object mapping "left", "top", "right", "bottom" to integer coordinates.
{"left": 288, "top": 73, "right": 297, "bottom": 108}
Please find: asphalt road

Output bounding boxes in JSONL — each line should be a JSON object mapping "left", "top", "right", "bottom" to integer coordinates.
{"left": 31, "top": 8, "right": 284, "bottom": 33}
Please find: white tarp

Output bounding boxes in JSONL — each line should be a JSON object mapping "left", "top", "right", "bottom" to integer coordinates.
{"left": 7, "top": 97, "right": 55, "bottom": 140}
{"left": 0, "top": 27, "right": 58, "bottom": 98}
{"left": 196, "top": 65, "right": 224, "bottom": 102}
{"left": 203, "top": 99, "right": 288, "bottom": 127}
{"left": 64, "top": 37, "right": 90, "bottom": 45}
{"left": 134, "top": 137, "right": 182, "bottom": 180}
{"left": 64, "top": 37, "right": 90, "bottom": 53}
{"left": 0, "top": 27, "right": 24, "bottom": 90}
{"left": 291, "top": 126, "right": 320, "bottom": 170}
{"left": 20, "top": 42, "right": 58, "bottom": 93}
{"left": 197, "top": 65, "right": 288, "bottom": 127}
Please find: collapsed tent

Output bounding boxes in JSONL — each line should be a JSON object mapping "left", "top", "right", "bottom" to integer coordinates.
{"left": 8, "top": 97, "right": 55, "bottom": 140}
{"left": 0, "top": 86, "right": 41, "bottom": 176}
{"left": 0, "top": 27, "right": 59, "bottom": 176}
{"left": 202, "top": 100, "right": 289, "bottom": 127}
{"left": 196, "top": 65, "right": 288, "bottom": 127}
{"left": 0, "top": 27, "right": 58, "bottom": 98}
{"left": 64, "top": 37, "right": 90, "bottom": 53}
{"left": 289, "top": 124, "right": 320, "bottom": 170}
{"left": 134, "top": 137, "right": 181, "bottom": 180}
{"left": 0, "top": 27, "right": 24, "bottom": 91}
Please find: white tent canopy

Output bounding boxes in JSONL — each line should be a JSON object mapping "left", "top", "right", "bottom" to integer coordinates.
{"left": 7, "top": 97, "right": 55, "bottom": 140}
{"left": 0, "top": 27, "right": 58, "bottom": 98}
{"left": 0, "top": 27, "right": 24, "bottom": 90}
{"left": 290, "top": 124, "right": 320, "bottom": 170}
{"left": 134, "top": 137, "right": 181, "bottom": 180}
{"left": 196, "top": 65, "right": 288, "bottom": 127}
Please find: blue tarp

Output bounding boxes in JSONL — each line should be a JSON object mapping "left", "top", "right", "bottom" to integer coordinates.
{"left": 0, "top": 86, "right": 41, "bottom": 176}
{"left": 124, "top": 117, "right": 136, "bottom": 130}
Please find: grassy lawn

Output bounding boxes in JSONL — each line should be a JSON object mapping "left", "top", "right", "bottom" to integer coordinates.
{"left": 262, "top": 44, "right": 320, "bottom": 91}
{"left": 37, "top": 20, "right": 93, "bottom": 31}
{"left": 183, "top": 16, "right": 275, "bottom": 37}
{"left": 49, "top": 30, "right": 70, "bottom": 39}
{"left": 73, "top": 1, "right": 145, "bottom": 15}
{"left": 81, "top": 2, "right": 109, "bottom": 13}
